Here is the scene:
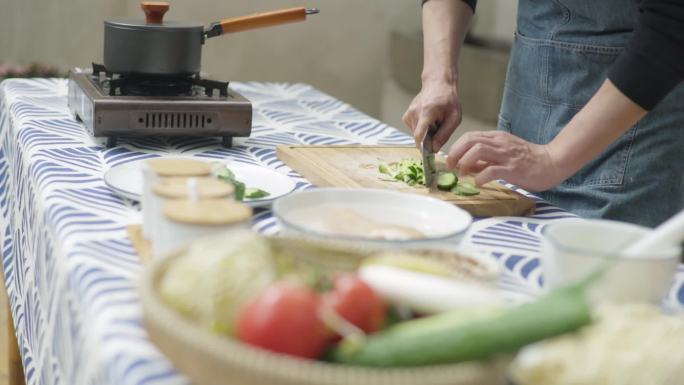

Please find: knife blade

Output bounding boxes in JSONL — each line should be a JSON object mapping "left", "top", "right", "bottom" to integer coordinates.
{"left": 421, "top": 124, "right": 439, "bottom": 187}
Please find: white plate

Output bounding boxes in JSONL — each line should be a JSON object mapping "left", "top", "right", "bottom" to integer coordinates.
{"left": 104, "top": 158, "right": 296, "bottom": 208}
{"left": 273, "top": 188, "right": 473, "bottom": 248}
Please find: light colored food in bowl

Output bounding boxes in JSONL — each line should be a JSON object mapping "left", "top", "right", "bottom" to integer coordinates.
{"left": 274, "top": 188, "right": 472, "bottom": 246}
{"left": 300, "top": 205, "right": 426, "bottom": 241}
{"left": 511, "top": 304, "right": 684, "bottom": 385}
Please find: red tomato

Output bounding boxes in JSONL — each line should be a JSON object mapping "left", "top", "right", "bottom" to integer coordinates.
{"left": 324, "top": 273, "right": 386, "bottom": 334}
{"left": 237, "top": 282, "right": 329, "bottom": 359}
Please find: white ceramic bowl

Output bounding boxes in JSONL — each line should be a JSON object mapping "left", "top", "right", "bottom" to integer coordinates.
{"left": 542, "top": 219, "right": 681, "bottom": 304}
{"left": 273, "top": 188, "right": 472, "bottom": 249}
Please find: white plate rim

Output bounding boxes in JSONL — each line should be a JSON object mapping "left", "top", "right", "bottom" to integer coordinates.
{"left": 103, "top": 157, "right": 296, "bottom": 207}
{"left": 272, "top": 187, "right": 473, "bottom": 243}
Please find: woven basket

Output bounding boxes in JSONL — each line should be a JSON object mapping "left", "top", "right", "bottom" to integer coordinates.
{"left": 139, "top": 236, "right": 510, "bottom": 385}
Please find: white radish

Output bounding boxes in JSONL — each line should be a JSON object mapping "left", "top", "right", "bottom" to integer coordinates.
{"left": 359, "top": 264, "right": 504, "bottom": 314}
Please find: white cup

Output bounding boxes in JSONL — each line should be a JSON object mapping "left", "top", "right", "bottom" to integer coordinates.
{"left": 542, "top": 219, "right": 681, "bottom": 304}
{"left": 141, "top": 163, "right": 159, "bottom": 239}
{"left": 152, "top": 217, "right": 249, "bottom": 258}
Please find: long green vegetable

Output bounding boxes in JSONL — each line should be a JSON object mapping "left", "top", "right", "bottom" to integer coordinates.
{"left": 332, "top": 282, "right": 592, "bottom": 366}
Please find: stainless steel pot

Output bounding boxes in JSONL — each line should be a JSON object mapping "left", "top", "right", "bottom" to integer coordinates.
{"left": 104, "top": 2, "right": 319, "bottom": 76}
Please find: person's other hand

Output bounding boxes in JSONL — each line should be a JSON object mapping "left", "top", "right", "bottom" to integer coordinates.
{"left": 403, "top": 80, "right": 462, "bottom": 151}
{"left": 446, "top": 131, "right": 567, "bottom": 192}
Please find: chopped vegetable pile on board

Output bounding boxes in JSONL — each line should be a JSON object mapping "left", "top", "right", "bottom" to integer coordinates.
{"left": 378, "top": 159, "right": 480, "bottom": 196}
{"left": 378, "top": 159, "right": 425, "bottom": 186}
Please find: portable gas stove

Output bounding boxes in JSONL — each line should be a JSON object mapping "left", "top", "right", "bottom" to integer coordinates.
{"left": 68, "top": 63, "right": 252, "bottom": 147}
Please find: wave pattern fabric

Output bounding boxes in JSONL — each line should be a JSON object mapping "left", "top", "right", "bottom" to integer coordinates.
{"left": 0, "top": 79, "right": 682, "bottom": 385}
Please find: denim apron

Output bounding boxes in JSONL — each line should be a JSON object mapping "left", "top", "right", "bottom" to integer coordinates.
{"left": 497, "top": 0, "right": 684, "bottom": 227}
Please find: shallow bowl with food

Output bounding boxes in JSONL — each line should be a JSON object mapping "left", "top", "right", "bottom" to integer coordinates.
{"left": 272, "top": 188, "right": 473, "bottom": 249}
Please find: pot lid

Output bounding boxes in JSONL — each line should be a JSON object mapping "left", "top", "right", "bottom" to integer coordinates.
{"left": 105, "top": 19, "right": 204, "bottom": 32}
{"left": 105, "top": 2, "right": 203, "bottom": 32}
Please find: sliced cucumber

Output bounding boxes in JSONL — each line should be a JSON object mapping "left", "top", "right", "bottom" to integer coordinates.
{"left": 437, "top": 172, "right": 458, "bottom": 191}
{"left": 216, "top": 166, "right": 236, "bottom": 182}
{"left": 232, "top": 180, "right": 246, "bottom": 201}
{"left": 244, "top": 187, "right": 270, "bottom": 200}
{"left": 452, "top": 182, "right": 480, "bottom": 196}
{"left": 214, "top": 166, "right": 268, "bottom": 200}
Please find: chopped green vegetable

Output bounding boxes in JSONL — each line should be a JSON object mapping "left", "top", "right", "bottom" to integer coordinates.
{"left": 437, "top": 172, "right": 458, "bottom": 190}
{"left": 216, "top": 167, "right": 236, "bottom": 182}
{"left": 377, "top": 159, "right": 425, "bottom": 186}
{"left": 376, "top": 159, "right": 481, "bottom": 197}
{"left": 244, "top": 187, "right": 270, "bottom": 199}
{"left": 232, "top": 180, "right": 246, "bottom": 201}
{"left": 452, "top": 182, "right": 480, "bottom": 196}
{"left": 214, "top": 165, "right": 269, "bottom": 201}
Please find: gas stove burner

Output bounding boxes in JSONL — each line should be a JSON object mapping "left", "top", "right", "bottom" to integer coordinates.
{"left": 113, "top": 76, "right": 194, "bottom": 97}
{"left": 67, "top": 66, "right": 252, "bottom": 148}
{"left": 91, "top": 63, "right": 230, "bottom": 98}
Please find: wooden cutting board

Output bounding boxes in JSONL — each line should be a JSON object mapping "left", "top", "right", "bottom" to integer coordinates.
{"left": 277, "top": 145, "right": 535, "bottom": 217}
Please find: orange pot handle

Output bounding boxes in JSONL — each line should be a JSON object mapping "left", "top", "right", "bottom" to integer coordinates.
{"left": 204, "top": 7, "right": 318, "bottom": 38}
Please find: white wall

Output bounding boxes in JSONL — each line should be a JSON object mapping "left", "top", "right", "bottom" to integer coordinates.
{"left": 471, "top": 0, "right": 518, "bottom": 43}
{"left": 0, "top": 0, "right": 421, "bottom": 118}
{"left": 0, "top": 1, "right": 127, "bottom": 69}
{"left": 0, "top": 0, "right": 517, "bottom": 120}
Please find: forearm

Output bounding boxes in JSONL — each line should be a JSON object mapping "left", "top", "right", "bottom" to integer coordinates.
{"left": 421, "top": 0, "right": 473, "bottom": 84}
{"left": 548, "top": 79, "right": 647, "bottom": 181}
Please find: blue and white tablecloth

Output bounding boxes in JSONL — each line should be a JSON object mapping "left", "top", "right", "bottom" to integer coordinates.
{"left": 0, "top": 78, "right": 682, "bottom": 385}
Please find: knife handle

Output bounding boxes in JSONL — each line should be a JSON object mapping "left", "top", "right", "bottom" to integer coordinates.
{"left": 424, "top": 124, "right": 440, "bottom": 152}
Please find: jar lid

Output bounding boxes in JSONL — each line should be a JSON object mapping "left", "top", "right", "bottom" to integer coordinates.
{"left": 147, "top": 158, "right": 212, "bottom": 177}
{"left": 153, "top": 177, "right": 234, "bottom": 199}
{"left": 163, "top": 199, "right": 252, "bottom": 225}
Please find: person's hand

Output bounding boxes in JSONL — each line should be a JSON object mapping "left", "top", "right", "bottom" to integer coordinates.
{"left": 402, "top": 80, "right": 462, "bottom": 151}
{"left": 446, "top": 131, "right": 567, "bottom": 192}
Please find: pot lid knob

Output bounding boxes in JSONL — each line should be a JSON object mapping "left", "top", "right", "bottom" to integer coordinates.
{"left": 141, "top": 1, "right": 170, "bottom": 24}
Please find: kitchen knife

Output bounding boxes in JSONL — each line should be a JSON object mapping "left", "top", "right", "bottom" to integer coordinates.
{"left": 421, "top": 124, "right": 439, "bottom": 187}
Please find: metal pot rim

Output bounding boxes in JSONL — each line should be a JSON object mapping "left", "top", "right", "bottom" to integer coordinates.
{"left": 105, "top": 19, "right": 204, "bottom": 32}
